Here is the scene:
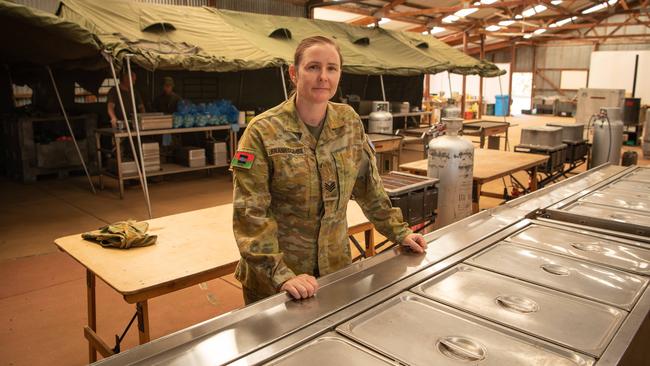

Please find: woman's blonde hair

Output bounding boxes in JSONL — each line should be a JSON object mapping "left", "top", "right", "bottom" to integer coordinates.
{"left": 294, "top": 36, "right": 343, "bottom": 67}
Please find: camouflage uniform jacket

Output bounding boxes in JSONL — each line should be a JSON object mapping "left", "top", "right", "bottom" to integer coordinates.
{"left": 231, "top": 96, "right": 412, "bottom": 298}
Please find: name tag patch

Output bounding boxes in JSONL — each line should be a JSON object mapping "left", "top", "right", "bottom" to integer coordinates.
{"left": 268, "top": 147, "right": 304, "bottom": 156}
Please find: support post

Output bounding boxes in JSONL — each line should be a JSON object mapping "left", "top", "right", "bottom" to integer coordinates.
{"left": 280, "top": 65, "right": 288, "bottom": 100}
{"left": 531, "top": 44, "right": 537, "bottom": 111}
{"left": 103, "top": 52, "right": 151, "bottom": 218}
{"left": 478, "top": 34, "right": 485, "bottom": 119}
{"left": 46, "top": 66, "right": 96, "bottom": 194}
{"left": 461, "top": 31, "right": 468, "bottom": 118}
{"left": 126, "top": 56, "right": 152, "bottom": 219}
{"left": 508, "top": 42, "right": 516, "bottom": 116}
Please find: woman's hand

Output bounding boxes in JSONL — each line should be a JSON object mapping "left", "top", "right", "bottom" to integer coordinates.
{"left": 401, "top": 233, "right": 427, "bottom": 253}
{"left": 280, "top": 274, "right": 319, "bottom": 300}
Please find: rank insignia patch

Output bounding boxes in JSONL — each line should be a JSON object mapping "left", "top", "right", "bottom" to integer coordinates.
{"left": 231, "top": 151, "right": 255, "bottom": 169}
{"left": 324, "top": 181, "right": 336, "bottom": 192}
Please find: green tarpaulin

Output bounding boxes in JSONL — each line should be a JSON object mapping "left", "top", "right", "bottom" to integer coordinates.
{"left": 0, "top": 1, "right": 103, "bottom": 69}
{"left": 1, "top": 0, "right": 502, "bottom": 77}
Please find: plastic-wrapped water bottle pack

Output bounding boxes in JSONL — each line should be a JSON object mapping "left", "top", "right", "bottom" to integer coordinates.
{"left": 172, "top": 100, "right": 239, "bottom": 128}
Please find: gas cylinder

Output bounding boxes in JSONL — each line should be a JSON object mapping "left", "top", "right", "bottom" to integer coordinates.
{"left": 441, "top": 99, "right": 460, "bottom": 119}
{"left": 427, "top": 117, "right": 475, "bottom": 227}
{"left": 368, "top": 101, "right": 393, "bottom": 134}
{"left": 589, "top": 107, "right": 624, "bottom": 168}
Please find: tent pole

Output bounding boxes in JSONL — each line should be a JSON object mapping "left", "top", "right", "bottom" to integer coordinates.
{"left": 46, "top": 66, "right": 96, "bottom": 194}
{"left": 126, "top": 55, "right": 152, "bottom": 219}
{"left": 104, "top": 52, "right": 152, "bottom": 218}
{"left": 279, "top": 65, "right": 288, "bottom": 100}
{"left": 379, "top": 75, "right": 386, "bottom": 102}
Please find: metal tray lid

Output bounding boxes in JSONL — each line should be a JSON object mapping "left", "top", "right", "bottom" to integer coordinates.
{"left": 411, "top": 265, "right": 627, "bottom": 357}
{"left": 336, "top": 293, "right": 594, "bottom": 366}
{"left": 579, "top": 191, "right": 650, "bottom": 212}
{"left": 380, "top": 171, "right": 439, "bottom": 194}
{"left": 561, "top": 201, "right": 650, "bottom": 227}
{"left": 609, "top": 179, "right": 650, "bottom": 192}
{"left": 466, "top": 242, "right": 648, "bottom": 311}
{"left": 599, "top": 186, "right": 650, "bottom": 201}
{"left": 265, "top": 333, "right": 396, "bottom": 366}
{"left": 505, "top": 225, "right": 650, "bottom": 275}
{"left": 622, "top": 167, "right": 650, "bottom": 182}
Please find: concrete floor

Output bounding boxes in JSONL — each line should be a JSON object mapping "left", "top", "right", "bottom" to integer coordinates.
{"left": 1, "top": 114, "right": 648, "bottom": 365}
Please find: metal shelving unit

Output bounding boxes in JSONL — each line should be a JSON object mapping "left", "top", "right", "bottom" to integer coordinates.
{"left": 95, "top": 125, "right": 233, "bottom": 198}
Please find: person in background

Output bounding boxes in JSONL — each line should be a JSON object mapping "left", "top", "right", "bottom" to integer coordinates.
{"left": 107, "top": 69, "right": 145, "bottom": 128}
{"left": 231, "top": 36, "right": 427, "bottom": 304}
{"left": 153, "top": 76, "right": 181, "bottom": 114}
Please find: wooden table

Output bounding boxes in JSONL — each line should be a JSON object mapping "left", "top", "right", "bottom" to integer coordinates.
{"left": 55, "top": 201, "right": 373, "bottom": 362}
{"left": 399, "top": 149, "right": 549, "bottom": 212}
{"left": 462, "top": 120, "right": 510, "bottom": 150}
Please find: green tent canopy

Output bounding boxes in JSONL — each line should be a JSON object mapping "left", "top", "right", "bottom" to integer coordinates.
{"left": 0, "top": 0, "right": 502, "bottom": 76}
{"left": 51, "top": 0, "right": 502, "bottom": 77}
{"left": 0, "top": 0, "right": 103, "bottom": 69}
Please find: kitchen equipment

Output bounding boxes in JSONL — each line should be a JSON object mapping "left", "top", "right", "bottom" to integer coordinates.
{"left": 575, "top": 88, "right": 625, "bottom": 125}
{"left": 506, "top": 224, "right": 650, "bottom": 275}
{"left": 337, "top": 293, "right": 594, "bottom": 366}
{"left": 266, "top": 333, "right": 395, "bottom": 366}
{"left": 466, "top": 242, "right": 648, "bottom": 310}
{"left": 412, "top": 265, "right": 626, "bottom": 357}
{"left": 520, "top": 126, "right": 564, "bottom": 147}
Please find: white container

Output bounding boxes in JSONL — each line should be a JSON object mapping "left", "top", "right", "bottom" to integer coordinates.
{"left": 575, "top": 88, "right": 625, "bottom": 125}
{"left": 427, "top": 117, "right": 474, "bottom": 227}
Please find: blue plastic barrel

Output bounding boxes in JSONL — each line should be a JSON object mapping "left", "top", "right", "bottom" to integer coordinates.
{"left": 495, "top": 95, "right": 509, "bottom": 116}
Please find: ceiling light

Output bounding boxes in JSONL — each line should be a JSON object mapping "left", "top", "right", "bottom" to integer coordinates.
{"left": 481, "top": 0, "right": 499, "bottom": 4}
{"left": 515, "top": 14, "right": 523, "bottom": 19}
{"left": 486, "top": 25, "right": 501, "bottom": 31}
{"left": 523, "top": 33, "right": 532, "bottom": 39}
{"left": 533, "top": 28, "right": 546, "bottom": 34}
{"left": 430, "top": 26, "right": 446, "bottom": 34}
{"left": 442, "top": 15, "right": 460, "bottom": 23}
{"left": 551, "top": 16, "right": 578, "bottom": 27}
{"left": 378, "top": 17, "right": 391, "bottom": 25}
{"left": 473, "top": 1, "right": 481, "bottom": 5}
{"left": 608, "top": 0, "right": 617, "bottom": 5}
{"left": 454, "top": 8, "right": 479, "bottom": 17}
{"left": 521, "top": 4, "right": 547, "bottom": 17}
{"left": 551, "top": 0, "right": 563, "bottom": 4}
{"left": 498, "top": 20, "right": 515, "bottom": 26}
{"left": 582, "top": 3, "right": 607, "bottom": 13}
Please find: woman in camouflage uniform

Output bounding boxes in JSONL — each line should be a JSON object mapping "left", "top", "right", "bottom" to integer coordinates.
{"left": 231, "top": 36, "right": 427, "bottom": 304}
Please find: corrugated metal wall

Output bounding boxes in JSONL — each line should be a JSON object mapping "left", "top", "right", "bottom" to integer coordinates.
{"left": 12, "top": 0, "right": 58, "bottom": 13}
{"left": 213, "top": 0, "right": 306, "bottom": 17}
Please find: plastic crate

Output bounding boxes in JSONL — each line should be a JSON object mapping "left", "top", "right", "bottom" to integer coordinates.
{"left": 380, "top": 171, "right": 439, "bottom": 226}
{"left": 514, "top": 144, "right": 567, "bottom": 175}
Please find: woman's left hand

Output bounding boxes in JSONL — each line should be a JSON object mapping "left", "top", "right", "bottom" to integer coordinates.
{"left": 401, "top": 233, "right": 427, "bottom": 253}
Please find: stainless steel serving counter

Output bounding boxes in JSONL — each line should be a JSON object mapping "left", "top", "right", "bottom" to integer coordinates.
{"left": 93, "top": 164, "right": 650, "bottom": 366}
